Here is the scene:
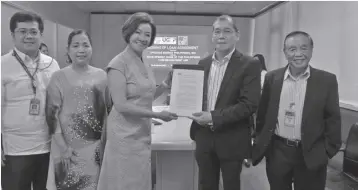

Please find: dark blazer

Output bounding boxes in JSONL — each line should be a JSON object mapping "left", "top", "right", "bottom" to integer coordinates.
{"left": 190, "top": 50, "right": 261, "bottom": 159}
{"left": 252, "top": 66, "right": 342, "bottom": 169}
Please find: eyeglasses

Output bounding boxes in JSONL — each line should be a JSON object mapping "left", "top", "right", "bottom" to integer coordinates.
{"left": 14, "top": 29, "right": 40, "bottom": 37}
{"left": 213, "top": 29, "right": 235, "bottom": 37}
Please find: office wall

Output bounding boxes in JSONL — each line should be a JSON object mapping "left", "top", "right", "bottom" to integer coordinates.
{"left": 253, "top": 1, "right": 358, "bottom": 141}
{"left": 253, "top": 2, "right": 299, "bottom": 70}
{"left": 56, "top": 24, "right": 73, "bottom": 68}
{"left": 253, "top": 1, "right": 358, "bottom": 111}
{"left": 90, "top": 14, "right": 253, "bottom": 73}
{"left": 4, "top": 1, "right": 90, "bottom": 32}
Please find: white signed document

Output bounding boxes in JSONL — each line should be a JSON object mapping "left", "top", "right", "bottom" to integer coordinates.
{"left": 169, "top": 64, "right": 204, "bottom": 117}
{"left": 152, "top": 65, "right": 204, "bottom": 142}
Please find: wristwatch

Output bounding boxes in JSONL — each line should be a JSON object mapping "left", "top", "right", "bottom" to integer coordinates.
{"left": 207, "top": 122, "right": 214, "bottom": 131}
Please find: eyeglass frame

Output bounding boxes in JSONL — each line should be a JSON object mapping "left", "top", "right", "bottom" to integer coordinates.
{"left": 13, "top": 28, "right": 41, "bottom": 37}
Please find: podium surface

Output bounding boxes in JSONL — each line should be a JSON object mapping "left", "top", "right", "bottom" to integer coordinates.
{"left": 151, "top": 113, "right": 198, "bottom": 190}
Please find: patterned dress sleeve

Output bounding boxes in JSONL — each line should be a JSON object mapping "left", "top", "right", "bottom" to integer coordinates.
{"left": 105, "top": 55, "right": 129, "bottom": 109}
{"left": 45, "top": 71, "right": 63, "bottom": 135}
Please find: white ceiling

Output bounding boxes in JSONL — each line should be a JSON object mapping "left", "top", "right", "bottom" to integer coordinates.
{"left": 69, "top": 1, "right": 280, "bottom": 17}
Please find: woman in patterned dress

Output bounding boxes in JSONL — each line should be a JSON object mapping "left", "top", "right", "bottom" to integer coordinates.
{"left": 45, "top": 29, "right": 108, "bottom": 190}
{"left": 97, "top": 12, "right": 177, "bottom": 190}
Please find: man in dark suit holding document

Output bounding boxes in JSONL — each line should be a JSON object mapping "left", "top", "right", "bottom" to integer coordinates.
{"left": 189, "top": 15, "right": 261, "bottom": 190}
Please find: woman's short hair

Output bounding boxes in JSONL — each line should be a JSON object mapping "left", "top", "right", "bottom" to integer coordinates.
{"left": 122, "top": 12, "right": 156, "bottom": 47}
{"left": 253, "top": 54, "right": 267, "bottom": 71}
{"left": 10, "top": 11, "right": 44, "bottom": 33}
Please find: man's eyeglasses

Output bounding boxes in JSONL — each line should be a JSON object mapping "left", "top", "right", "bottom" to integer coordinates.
{"left": 14, "top": 29, "right": 40, "bottom": 37}
{"left": 213, "top": 29, "right": 235, "bottom": 37}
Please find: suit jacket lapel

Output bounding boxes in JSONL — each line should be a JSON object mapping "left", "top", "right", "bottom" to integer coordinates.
{"left": 202, "top": 57, "right": 213, "bottom": 111}
{"left": 269, "top": 67, "right": 286, "bottom": 126}
{"left": 204, "top": 59, "right": 212, "bottom": 80}
{"left": 215, "top": 50, "right": 243, "bottom": 105}
{"left": 301, "top": 66, "right": 317, "bottom": 129}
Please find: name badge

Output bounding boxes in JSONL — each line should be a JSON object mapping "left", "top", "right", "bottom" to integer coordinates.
{"left": 29, "top": 98, "right": 40, "bottom": 115}
{"left": 284, "top": 109, "right": 295, "bottom": 127}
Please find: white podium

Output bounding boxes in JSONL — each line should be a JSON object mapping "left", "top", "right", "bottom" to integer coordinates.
{"left": 151, "top": 115, "right": 198, "bottom": 190}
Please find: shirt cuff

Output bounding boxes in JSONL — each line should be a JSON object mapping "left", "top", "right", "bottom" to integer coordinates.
{"left": 208, "top": 112, "right": 215, "bottom": 131}
{"left": 208, "top": 124, "right": 214, "bottom": 131}
{"left": 207, "top": 113, "right": 214, "bottom": 131}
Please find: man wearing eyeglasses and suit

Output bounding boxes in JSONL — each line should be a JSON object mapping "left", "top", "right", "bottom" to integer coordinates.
{"left": 189, "top": 15, "right": 261, "bottom": 190}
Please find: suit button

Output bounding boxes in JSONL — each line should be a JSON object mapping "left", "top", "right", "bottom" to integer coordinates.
{"left": 264, "top": 144, "right": 268, "bottom": 147}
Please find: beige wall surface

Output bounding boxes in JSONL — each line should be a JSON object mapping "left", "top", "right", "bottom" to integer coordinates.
{"left": 253, "top": 1, "right": 358, "bottom": 110}
{"left": 3, "top": 1, "right": 90, "bottom": 31}
{"left": 55, "top": 24, "right": 73, "bottom": 69}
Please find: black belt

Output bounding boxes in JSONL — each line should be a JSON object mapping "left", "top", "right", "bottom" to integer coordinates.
{"left": 273, "top": 134, "right": 301, "bottom": 148}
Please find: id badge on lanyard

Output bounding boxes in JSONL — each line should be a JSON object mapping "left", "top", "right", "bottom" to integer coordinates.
{"left": 284, "top": 103, "right": 296, "bottom": 128}
{"left": 12, "top": 50, "right": 41, "bottom": 115}
{"left": 29, "top": 80, "right": 40, "bottom": 115}
{"left": 29, "top": 97, "right": 41, "bottom": 115}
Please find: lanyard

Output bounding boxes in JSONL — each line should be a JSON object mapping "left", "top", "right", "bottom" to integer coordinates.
{"left": 12, "top": 50, "right": 39, "bottom": 94}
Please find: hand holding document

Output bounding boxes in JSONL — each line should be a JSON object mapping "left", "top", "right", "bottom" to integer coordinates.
{"left": 188, "top": 112, "right": 213, "bottom": 126}
{"left": 152, "top": 106, "right": 178, "bottom": 123}
{"left": 156, "top": 111, "right": 178, "bottom": 122}
{"left": 151, "top": 65, "right": 205, "bottom": 142}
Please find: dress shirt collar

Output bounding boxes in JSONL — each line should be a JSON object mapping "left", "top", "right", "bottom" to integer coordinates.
{"left": 212, "top": 47, "right": 235, "bottom": 65}
{"left": 13, "top": 47, "right": 41, "bottom": 64}
{"left": 284, "top": 65, "right": 311, "bottom": 81}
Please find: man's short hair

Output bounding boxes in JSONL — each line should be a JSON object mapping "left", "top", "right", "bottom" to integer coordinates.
{"left": 213, "top": 15, "right": 239, "bottom": 33}
{"left": 10, "top": 11, "right": 44, "bottom": 33}
{"left": 284, "top": 31, "right": 314, "bottom": 49}
{"left": 122, "top": 12, "right": 156, "bottom": 47}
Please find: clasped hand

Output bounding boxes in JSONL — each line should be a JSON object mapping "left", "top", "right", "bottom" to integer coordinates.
{"left": 61, "top": 147, "right": 78, "bottom": 171}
